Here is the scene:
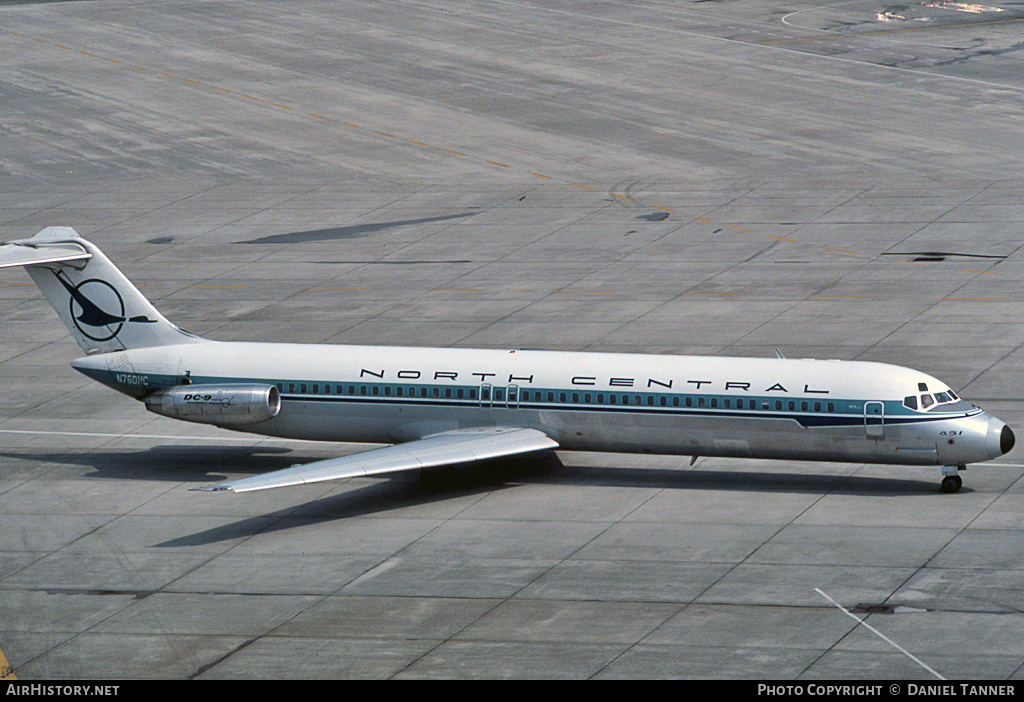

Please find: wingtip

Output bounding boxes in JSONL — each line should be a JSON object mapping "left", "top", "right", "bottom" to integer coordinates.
{"left": 189, "top": 484, "right": 234, "bottom": 492}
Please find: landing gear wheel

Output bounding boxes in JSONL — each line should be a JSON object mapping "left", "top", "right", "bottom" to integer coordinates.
{"left": 940, "top": 475, "right": 962, "bottom": 494}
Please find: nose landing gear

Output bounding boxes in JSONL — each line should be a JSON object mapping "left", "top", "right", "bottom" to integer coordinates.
{"left": 940, "top": 465, "right": 965, "bottom": 493}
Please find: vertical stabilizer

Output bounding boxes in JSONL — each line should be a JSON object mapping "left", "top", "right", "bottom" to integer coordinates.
{"left": 1, "top": 227, "right": 203, "bottom": 353}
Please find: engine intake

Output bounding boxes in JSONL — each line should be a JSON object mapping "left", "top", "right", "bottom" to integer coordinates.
{"left": 145, "top": 384, "right": 281, "bottom": 426}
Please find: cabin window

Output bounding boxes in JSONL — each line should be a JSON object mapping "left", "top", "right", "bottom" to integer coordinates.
{"left": 384, "top": 386, "right": 391, "bottom": 396}
{"left": 432, "top": 387, "right": 440, "bottom": 398}
{"left": 814, "top": 402, "right": 821, "bottom": 412}
{"left": 420, "top": 388, "right": 428, "bottom": 398}
{"left": 685, "top": 397, "right": 692, "bottom": 407}
{"left": 288, "top": 383, "right": 295, "bottom": 393}
{"left": 495, "top": 389, "right": 504, "bottom": 401}
{"left": 444, "top": 388, "right": 452, "bottom": 398}
{"left": 470, "top": 389, "right": 477, "bottom": 399}
{"left": 827, "top": 402, "right": 835, "bottom": 413}
{"left": 672, "top": 397, "right": 679, "bottom": 407}
{"left": 610, "top": 394, "right": 617, "bottom": 404}
{"left": 775, "top": 400, "right": 783, "bottom": 410}
{"left": 300, "top": 383, "right": 307, "bottom": 394}
{"left": 622, "top": 395, "right": 629, "bottom": 405}
{"left": 659, "top": 396, "right": 667, "bottom": 407}
{"left": 710, "top": 398, "right": 717, "bottom": 409}
{"left": 276, "top": 383, "right": 283, "bottom": 392}
{"left": 547, "top": 392, "right": 554, "bottom": 402}
{"left": 312, "top": 384, "right": 319, "bottom": 394}
{"left": 736, "top": 399, "right": 744, "bottom": 410}
{"left": 788, "top": 400, "right": 795, "bottom": 411}
{"left": 572, "top": 393, "right": 579, "bottom": 403}
{"left": 762, "top": 401, "right": 769, "bottom": 410}
{"left": 698, "top": 397, "right": 705, "bottom": 408}
{"left": 584, "top": 393, "right": 592, "bottom": 403}
{"left": 801, "top": 401, "right": 808, "bottom": 412}
{"left": 371, "top": 386, "right": 379, "bottom": 396}
{"left": 559, "top": 392, "right": 566, "bottom": 403}
{"left": 647, "top": 396, "right": 655, "bottom": 406}
{"left": 598, "top": 394, "right": 605, "bottom": 404}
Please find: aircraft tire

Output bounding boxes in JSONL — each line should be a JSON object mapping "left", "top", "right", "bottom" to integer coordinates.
{"left": 940, "top": 475, "right": 962, "bottom": 494}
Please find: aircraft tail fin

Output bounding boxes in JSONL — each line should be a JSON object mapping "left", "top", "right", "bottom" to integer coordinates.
{"left": 1, "top": 227, "right": 204, "bottom": 354}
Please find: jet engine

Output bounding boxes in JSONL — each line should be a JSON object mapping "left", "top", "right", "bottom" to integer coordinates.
{"left": 144, "top": 384, "right": 281, "bottom": 426}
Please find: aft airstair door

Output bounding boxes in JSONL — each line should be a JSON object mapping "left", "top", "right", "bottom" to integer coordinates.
{"left": 864, "top": 401, "right": 884, "bottom": 438}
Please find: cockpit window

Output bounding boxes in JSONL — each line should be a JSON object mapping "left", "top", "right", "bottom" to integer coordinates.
{"left": 906, "top": 387, "right": 961, "bottom": 411}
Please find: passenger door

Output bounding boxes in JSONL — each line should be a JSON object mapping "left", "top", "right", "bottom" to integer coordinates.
{"left": 864, "top": 401, "right": 884, "bottom": 438}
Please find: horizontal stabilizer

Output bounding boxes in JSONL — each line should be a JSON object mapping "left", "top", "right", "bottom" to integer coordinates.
{"left": 0, "top": 239, "right": 91, "bottom": 269}
{"left": 193, "top": 427, "right": 559, "bottom": 493}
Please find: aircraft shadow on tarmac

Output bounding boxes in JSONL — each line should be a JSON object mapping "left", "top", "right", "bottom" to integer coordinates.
{"left": 240, "top": 211, "right": 476, "bottom": 244}
{"left": 1, "top": 446, "right": 951, "bottom": 547}
{"left": 0, "top": 445, "right": 944, "bottom": 496}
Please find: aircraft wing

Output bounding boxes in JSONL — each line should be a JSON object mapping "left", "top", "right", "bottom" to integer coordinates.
{"left": 192, "top": 426, "right": 559, "bottom": 493}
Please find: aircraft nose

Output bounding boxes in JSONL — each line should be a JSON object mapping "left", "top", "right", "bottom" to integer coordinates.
{"left": 987, "top": 417, "right": 1015, "bottom": 459}
{"left": 1001, "top": 424, "right": 1015, "bottom": 456}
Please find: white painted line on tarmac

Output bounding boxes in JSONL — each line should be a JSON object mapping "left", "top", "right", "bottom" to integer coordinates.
{"left": 816, "top": 588, "right": 945, "bottom": 680}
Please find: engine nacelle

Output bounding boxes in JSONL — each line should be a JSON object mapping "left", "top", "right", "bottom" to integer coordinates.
{"left": 145, "top": 384, "right": 281, "bottom": 426}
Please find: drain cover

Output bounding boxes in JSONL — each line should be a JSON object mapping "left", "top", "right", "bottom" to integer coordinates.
{"left": 850, "top": 603, "right": 929, "bottom": 614}
{"left": 851, "top": 603, "right": 896, "bottom": 614}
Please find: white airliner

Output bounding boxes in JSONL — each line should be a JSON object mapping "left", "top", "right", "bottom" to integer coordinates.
{"left": 0, "top": 227, "right": 1015, "bottom": 494}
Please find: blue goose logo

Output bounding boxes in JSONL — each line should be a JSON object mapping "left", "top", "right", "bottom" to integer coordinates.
{"left": 52, "top": 271, "right": 155, "bottom": 342}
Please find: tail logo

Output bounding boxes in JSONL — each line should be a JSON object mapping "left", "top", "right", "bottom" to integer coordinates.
{"left": 52, "top": 271, "right": 155, "bottom": 342}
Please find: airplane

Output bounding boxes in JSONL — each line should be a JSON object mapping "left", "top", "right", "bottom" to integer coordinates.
{"left": 0, "top": 226, "right": 1015, "bottom": 495}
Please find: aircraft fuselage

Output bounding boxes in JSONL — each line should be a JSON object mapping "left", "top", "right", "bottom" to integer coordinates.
{"left": 70, "top": 341, "right": 1012, "bottom": 468}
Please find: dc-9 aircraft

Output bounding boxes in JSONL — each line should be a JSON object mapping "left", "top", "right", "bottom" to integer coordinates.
{"left": 0, "top": 227, "right": 1014, "bottom": 494}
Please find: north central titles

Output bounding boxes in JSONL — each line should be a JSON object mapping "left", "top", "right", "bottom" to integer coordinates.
{"left": 360, "top": 368, "right": 828, "bottom": 395}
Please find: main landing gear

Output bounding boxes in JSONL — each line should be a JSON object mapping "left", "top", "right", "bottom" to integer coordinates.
{"left": 940, "top": 465, "right": 965, "bottom": 494}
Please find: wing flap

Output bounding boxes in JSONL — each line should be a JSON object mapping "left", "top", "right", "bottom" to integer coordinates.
{"left": 193, "top": 427, "right": 558, "bottom": 493}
